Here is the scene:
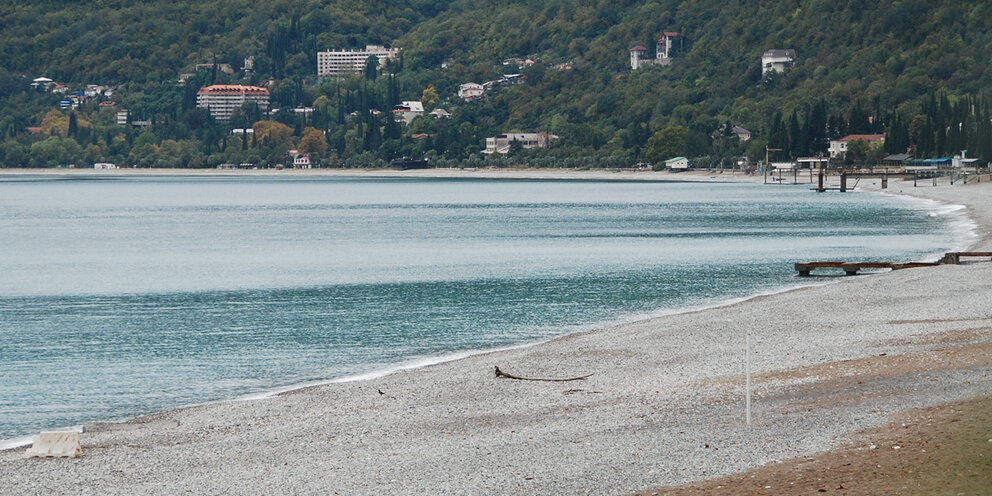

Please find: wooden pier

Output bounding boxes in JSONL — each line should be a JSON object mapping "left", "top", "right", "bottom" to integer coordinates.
{"left": 795, "top": 252, "right": 992, "bottom": 276}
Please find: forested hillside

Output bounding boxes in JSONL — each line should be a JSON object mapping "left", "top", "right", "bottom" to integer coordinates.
{"left": 1, "top": 0, "right": 990, "bottom": 168}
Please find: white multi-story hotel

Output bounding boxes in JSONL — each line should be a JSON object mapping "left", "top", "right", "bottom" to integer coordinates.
{"left": 317, "top": 45, "right": 401, "bottom": 78}
{"left": 196, "top": 85, "right": 270, "bottom": 121}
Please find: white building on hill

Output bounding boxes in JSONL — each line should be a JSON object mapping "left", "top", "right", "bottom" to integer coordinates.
{"left": 761, "top": 49, "right": 796, "bottom": 75}
{"left": 196, "top": 85, "right": 270, "bottom": 121}
{"left": 458, "top": 83, "right": 485, "bottom": 100}
{"left": 317, "top": 45, "right": 400, "bottom": 78}
{"left": 630, "top": 32, "right": 679, "bottom": 70}
{"left": 392, "top": 101, "right": 424, "bottom": 125}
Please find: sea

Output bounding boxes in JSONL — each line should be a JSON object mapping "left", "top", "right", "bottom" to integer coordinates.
{"left": 0, "top": 174, "right": 972, "bottom": 447}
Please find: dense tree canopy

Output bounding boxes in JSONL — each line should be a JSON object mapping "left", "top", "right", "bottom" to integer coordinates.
{"left": 0, "top": 0, "right": 990, "bottom": 168}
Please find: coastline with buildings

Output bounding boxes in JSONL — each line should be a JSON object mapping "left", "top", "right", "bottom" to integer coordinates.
{"left": 0, "top": 169, "right": 988, "bottom": 494}
{"left": 2, "top": 4, "right": 991, "bottom": 493}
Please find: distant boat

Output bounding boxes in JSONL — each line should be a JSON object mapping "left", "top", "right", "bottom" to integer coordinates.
{"left": 391, "top": 157, "right": 429, "bottom": 170}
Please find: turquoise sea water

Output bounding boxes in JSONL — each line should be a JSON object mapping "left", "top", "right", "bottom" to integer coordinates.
{"left": 0, "top": 175, "right": 968, "bottom": 444}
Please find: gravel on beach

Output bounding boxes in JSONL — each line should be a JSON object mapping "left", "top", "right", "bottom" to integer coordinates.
{"left": 1, "top": 174, "right": 989, "bottom": 495}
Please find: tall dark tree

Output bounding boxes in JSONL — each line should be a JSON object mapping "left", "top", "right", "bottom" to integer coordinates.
{"left": 807, "top": 100, "right": 829, "bottom": 155}
{"left": 787, "top": 110, "right": 804, "bottom": 158}
{"left": 364, "top": 56, "right": 378, "bottom": 81}
{"left": 68, "top": 112, "right": 78, "bottom": 138}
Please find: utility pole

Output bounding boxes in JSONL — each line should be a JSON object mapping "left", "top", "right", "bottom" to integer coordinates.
{"left": 764, "top": 147, "right": 781, "bottom": 184}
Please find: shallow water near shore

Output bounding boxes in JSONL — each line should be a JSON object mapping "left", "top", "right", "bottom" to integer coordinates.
{"left": 0, "top": 175, "right": 969, "bottom": 443}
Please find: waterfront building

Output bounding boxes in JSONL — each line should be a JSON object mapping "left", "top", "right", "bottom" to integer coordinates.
{"left": 828, "top": 134, "right": 885, "bottom": 159}
{"left": 665, "top": 157, "right": 690, "bottom": 170}
{"left": 483, "top": 132, "right": 558, "bottom": 154}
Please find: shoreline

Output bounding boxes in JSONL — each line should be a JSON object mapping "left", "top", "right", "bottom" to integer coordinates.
{"left": 0, "top": 236, "right": 843, "bottom": 452}
{"left": 0, "top": 166, "right": 761, "bottom": 182}
{"left": 1, "top": 172, "right": 989, "bottom": 495}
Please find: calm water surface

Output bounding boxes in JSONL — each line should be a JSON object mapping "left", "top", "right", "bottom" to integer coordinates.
{"left": 0, "top": 175, "right": 967, "bottom": 443}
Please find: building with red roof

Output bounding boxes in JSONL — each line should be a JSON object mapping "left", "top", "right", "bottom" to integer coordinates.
{"left": 630, "top": 32, "right": 679, "bottom": 70}
{"left": 196, "top": 85, "right": 270, "bottom": 121}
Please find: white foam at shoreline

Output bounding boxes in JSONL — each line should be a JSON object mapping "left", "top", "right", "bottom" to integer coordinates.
{"left": 200, "top": 187, "right": 982, "bottom": 431}
{"left": 1, "top": 178, "right": 973, "bottom": 452}
{"left": 156, "top": 279, "right": 844, "bottom": 410}
{"left": 870, "top": 189, "right": 979, "bottom": 256}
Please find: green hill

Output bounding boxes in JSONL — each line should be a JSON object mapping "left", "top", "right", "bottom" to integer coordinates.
{"left": 1, "top": 0, "right": 990, "bottom": 168}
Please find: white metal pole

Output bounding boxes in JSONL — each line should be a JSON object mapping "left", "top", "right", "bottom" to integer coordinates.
{"left": 746, "top": 333, "right": 752, "bottom": 425}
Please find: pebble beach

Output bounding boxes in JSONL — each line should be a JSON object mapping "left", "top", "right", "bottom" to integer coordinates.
{"left": 1, "top": 170, "right": 990, "bottom": 495}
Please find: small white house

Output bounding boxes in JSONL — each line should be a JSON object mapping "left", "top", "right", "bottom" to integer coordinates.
{"left": 293, "top": 153, "right": 312, "bottom": 169}
{"left": 761, "top": 49, "right": 796, "bottom": 75}
{"left": 665, "top": 157, "right": 690, "bottom": 170}
{"left": 392, "top": 101, "right": 424, "bottom": 125}
{"left": 458, "top": 83, "right": 484, "bottom": 100}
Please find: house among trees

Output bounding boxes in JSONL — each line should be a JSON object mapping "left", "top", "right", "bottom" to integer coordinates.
{"left": 458, "top": 83, "right": 485, "bottom": 100}
{"left": 761, "top": 49, "right": 796, "bottom": 75}
{"left": 30, "top": 77, "right": 55, "bottom": 91}
{"left": 484, "top": 132, "right": 558, "bottom": 155}
{"left": 630, "top": 32, "right": 680, "bottom": 70}
{"left": 829, "top": 134, "right": 885, "bottom": 159}
{"left": 731, "top": 125, "right": 751, "bottom": 141}
{"left": 392, "top": 101, "right": 424, "bottom": 125}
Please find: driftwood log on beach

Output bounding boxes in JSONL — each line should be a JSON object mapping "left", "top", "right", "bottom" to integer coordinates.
{"left": 494, "top": 365, "right": 593, "bottom": 382}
